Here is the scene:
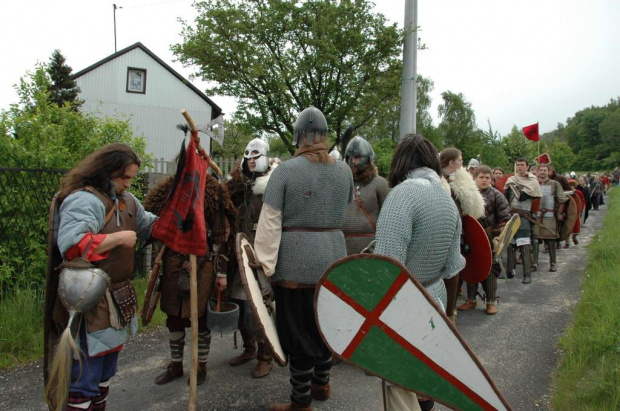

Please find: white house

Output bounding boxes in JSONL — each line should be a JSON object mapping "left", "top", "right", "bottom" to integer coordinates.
{"left": 73, "top": 42, "right": 221, "bottom": 164}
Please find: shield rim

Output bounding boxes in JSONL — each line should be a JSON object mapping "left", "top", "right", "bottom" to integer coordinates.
{"left": 236, "top": 233, "right": 287, "bottom": 366}
{"left": 313, "top": 253, "right": 511, "bottom": 411}
{"left": 494, "top": 214, "right": 521, "bottom": 256}
{"left": 460, "top": 215, "right": 494, "bottom": 283}
{"left": 559, "top": 196, "right": 578, "bottom": 241}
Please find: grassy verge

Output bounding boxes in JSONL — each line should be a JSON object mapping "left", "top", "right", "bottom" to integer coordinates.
{"left": 0, "top": 277, "right": 165, "bottom": 370}
{"left": 552, "top": 189, "right": 620, "bottom": 410}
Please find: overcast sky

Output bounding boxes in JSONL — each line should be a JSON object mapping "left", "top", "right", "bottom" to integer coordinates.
{"left": 1, "top": 0, "right": 618, "bottom": 137}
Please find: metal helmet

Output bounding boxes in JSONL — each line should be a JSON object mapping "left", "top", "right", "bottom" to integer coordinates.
{"left": 345, "top": 136, "right": 375, "bottom": 169}
{"left": 58, "top": 263, "right": 110, "bottom": 313}
{"left": 329, "top": 147, "right": 342, "bottom": 161}
{"left": 293, "top": 106, "right": 328, "bottom": 146}
{"left": 242, "top": 138, "right": 270, "bottom": 173}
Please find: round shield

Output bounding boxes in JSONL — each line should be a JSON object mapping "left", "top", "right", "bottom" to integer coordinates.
{"left": 559, "top": 196, "right": 578, "bottom": 241}
{"left": 460, "top": 215, "right": 493, "bottom": 283}
{"left": 236, "top": 233, "right": 287, "bottom": 366}
{"left": 494, "top": 214, "right": 521, "bottom": 257}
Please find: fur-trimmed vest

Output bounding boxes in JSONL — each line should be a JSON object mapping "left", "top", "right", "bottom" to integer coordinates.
{"left": 445, "top": 167, "right": 485, "bottom": 219}
{"left": 143, "top": 174, "right": 238, "bottom": 319}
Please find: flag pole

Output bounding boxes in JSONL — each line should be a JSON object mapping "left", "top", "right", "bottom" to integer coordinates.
{"left": 537, "top": 122, "right": 540, "bottom": 163}
{"left": 181, "top": 110, "right": 202, "bottom": 411}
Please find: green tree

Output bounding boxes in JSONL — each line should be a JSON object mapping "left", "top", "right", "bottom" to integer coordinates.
{"left": 211, "top": 115, "right": 255, "bottom": 159}
{"left": 173, "top": 0, "right": 403, "bottom": 154}
{"left": 437, "top": 91, "right": 477, "bottom": 151}
{"left": 500, "top": 125, "right": 536, "bottom": 167}
{"left": 543, "top": 138, "right": 576, "bottom": 173}
{"left": 47, "top": 50, "right": 83, "bottom": 110}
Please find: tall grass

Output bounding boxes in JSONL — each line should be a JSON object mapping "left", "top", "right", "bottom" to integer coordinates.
{"left": 553, "top": 189, "right": 620, "bottom": 410}
{"left": 0, "top": 277, "right": 165, "bottom": 370}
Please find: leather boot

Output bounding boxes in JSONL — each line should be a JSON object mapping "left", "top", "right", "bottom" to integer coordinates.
{"left": 187, "top": 362, "right": 207, "bottom": 386}
{"left": 485, "top": 302, "right": 499, "bottom": 315}
{"left": 229, "top": 329, "right": 257, "bottom": 366}
{"left": 549, "top": 264, "right": 557, "bottom": 272}
{"left": 522, "top": 274, "right": 532, "bottom": 284}
{"left": 251, "top": 342, "right": 273, "bottom": 378}
{"left": 457, "top": 299, "right": 477, "bottom": 311}
{"left": 269, "top": 402, "right": 313, "bottom": 411}
{"left": 155, "top": 361, "right": 183, "bottom": 385}
{"left": 310, "top": 382, "right": 330, "bottom": 401}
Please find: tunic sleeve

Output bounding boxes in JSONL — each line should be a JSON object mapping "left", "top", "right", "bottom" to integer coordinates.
{"left": 254, "top": 203, "right": 282, "bottom": 277}
{"left": 57, "top": 192, "right": 106, "bottom": 257}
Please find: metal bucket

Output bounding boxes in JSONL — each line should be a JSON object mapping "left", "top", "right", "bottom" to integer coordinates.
{"left": 207, "top": 295, "right": 239, "bottom": 335}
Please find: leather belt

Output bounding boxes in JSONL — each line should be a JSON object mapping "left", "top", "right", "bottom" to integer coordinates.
{"left": 344, "top": 233, "right": 375, "bottom": 238}
{"left": 282, "top": 227, "right": 341, "bottom": 232}
{"left": 420, "top": 274, "right": 443, "bottom": 288}
{"left": 272, "top": 281, "right": 315, "bottom": 289}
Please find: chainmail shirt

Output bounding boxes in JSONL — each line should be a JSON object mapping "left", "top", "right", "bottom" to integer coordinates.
{"left": 263, "top": 156, "right": 354, "bottom": 284}
{"left": 343, "top": 175, "right": 391, "bottom": 254}
{"left": 374, "top": 168, "right": 465, "bottom": 309}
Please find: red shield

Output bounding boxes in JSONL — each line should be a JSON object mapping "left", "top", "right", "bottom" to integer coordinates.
{"left": 460, "top": 215, "right": 493, "bottom": 283}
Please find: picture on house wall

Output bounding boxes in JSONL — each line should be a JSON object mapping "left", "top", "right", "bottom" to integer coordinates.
{"left": 127, "top": 68, "right": 147, "bottom": 93}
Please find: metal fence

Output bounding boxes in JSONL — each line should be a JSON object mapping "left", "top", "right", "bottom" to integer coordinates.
{"left": 0, "top": 168, "right": 66, "bottom": 284}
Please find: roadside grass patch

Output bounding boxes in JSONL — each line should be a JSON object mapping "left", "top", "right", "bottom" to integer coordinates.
{"left": 553, "top": 189, "right": 620, "bottom": 410}
{"left": 0, "top": 277, "right": 165, "bottom": 370}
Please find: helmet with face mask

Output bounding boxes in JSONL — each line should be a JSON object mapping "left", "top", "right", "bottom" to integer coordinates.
{"left": 293, "top": 107, "right": 328, "bottom": 146}
{"left": 329, "top": 147, "right": 342, "bottom": 161}
{"left": 242, "top": 138, "right": 270, "bottom": 174}
{"left": 345, "top": 136, "right": 375, "bottom": 170}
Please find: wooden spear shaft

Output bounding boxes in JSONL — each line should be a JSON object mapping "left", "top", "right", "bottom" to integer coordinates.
{"left": 181, "top": 109, "right": 222, "bottom": 176}
{"left": 188, "top": 254, "right": 198, "bottom": 411}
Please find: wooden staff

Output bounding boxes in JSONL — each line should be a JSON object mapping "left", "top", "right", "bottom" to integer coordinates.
{"left": 180, "top": 109, "right": 204, "bottom": 411}
{"left": 181, "top": 109, "right": 222, "bottom": 176}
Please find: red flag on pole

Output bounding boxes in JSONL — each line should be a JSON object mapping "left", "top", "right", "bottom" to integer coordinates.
{"left": 151, "top": 134, "right": 207, "bottom": 256}
{"left": 522, "top": 123, "right": 540, "bottom": 142}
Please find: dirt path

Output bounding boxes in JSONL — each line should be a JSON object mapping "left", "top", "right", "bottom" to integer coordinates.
{"left": 0, "top": 205, "right": 605, "bottom": 411}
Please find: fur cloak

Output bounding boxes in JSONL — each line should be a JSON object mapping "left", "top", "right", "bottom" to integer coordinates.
{"left": 446, "top": 167, "right": 486, "bottom": 219}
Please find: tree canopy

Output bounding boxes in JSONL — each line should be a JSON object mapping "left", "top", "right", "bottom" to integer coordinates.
{"left": 173, "top": 0, "right": 403, "bottom": 153}
{"left": 47, "top": 50, "right": 83, "bottom": 110}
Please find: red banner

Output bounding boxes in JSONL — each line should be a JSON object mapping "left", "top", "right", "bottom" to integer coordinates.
{"left": 151, "top": 135, "right": 207, "bottom": 256}
{"left": 523, "top": 123, "right": 539, "bottom": 142}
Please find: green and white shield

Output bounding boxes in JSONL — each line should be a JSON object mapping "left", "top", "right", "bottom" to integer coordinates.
{"left": 314, "top": 254, "right": 511, "bottom": 411}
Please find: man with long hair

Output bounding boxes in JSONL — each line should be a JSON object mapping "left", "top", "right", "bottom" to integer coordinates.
{"left": 254, "top": 107, "right": 354, "bottom": 411}
{"left": 45, "top": 143, "right": 157, "bottom": 410}
{"left": 375, "top": 134, "right": 465, "bottom": 411}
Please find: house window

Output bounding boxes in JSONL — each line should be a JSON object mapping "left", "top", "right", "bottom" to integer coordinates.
{"left": 126, "top": 68, "right": 147, "bottom": 94}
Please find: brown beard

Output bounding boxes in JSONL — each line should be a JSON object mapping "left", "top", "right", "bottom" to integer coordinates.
{"left": 354, "top": 163, "right": 378, "bottom": 182}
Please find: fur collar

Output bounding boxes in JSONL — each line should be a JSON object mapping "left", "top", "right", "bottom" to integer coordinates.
{"left": 447, "top": 167, "right": 485, "bottom": 219}
{"left": 251, "top": 163, "right": 277, "bottom": 196}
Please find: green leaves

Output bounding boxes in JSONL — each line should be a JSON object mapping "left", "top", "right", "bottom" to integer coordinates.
{"left": 173, "top": 0, "right": 401, "bottom": 152}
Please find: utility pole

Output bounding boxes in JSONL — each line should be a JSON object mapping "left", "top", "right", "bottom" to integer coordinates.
{"left": 113, "top": 4, "right": 122, "bottom": 52}
{"left": 399, "top": 0, "right": 418, "bottom": 139}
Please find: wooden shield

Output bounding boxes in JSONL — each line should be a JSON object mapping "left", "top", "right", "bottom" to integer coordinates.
{"left": 140, "top": 245, "right": 166, "bottom": 326}
{"left": 559, "top": 196, "right": 578, "bottom": 241}
{"left": 460, "top": 215, "right": 493, "bottom": 283}
{"left": 494, "top": 174, "right": 513, "bottom": 194}
{"left": 493, "top": 214, "right": 521, "bottom": 257}
{"left": 236, "top": 233, "right": 287, "bottom": 366}
{"left": 315, "top": 254, "right": 511, "bottom": 411}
